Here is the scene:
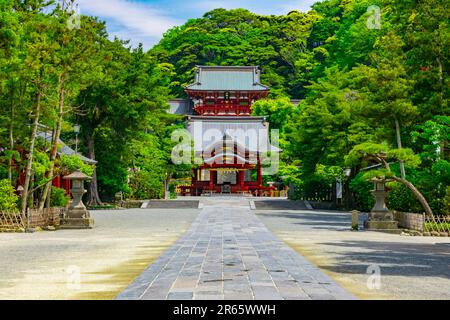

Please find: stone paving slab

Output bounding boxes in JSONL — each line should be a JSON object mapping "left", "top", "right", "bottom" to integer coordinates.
{"left": 116, "top": 198, "right": 356, "bottom": 300}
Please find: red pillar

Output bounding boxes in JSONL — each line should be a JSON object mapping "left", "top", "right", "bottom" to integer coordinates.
{"left": 257, "top": 164, "right": 263, "bottom": 186}
{"left": 192, "top": 169, "right": 197, "bottom": 184}
{"left": 191, "top": 169, "right": 197, "bottom": 196}
{"left": 239, "top": 171, "right": 245, "bottom": 190}
{"left": 64, "top": 179, "right": 71, "bottom": 195}
{"left": 19, "top": 171, "right": 25, "bottom": 186}
{"left": 52, "top": 175, "right": 60, "bottom": 188}
{"left": 209, "top": 170, "right": 214, "bottom": 190}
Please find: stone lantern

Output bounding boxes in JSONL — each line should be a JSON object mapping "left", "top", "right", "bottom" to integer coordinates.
{"left": 364, "top": 178, "right": 398, "bottom": 231}
{"left": 60, "top": 169, "right": 94, "bottom": 229}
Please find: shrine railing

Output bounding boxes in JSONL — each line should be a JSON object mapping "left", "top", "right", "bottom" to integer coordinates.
{"left": 299, "top": 189, "right": 333, "bottom": 202}
{"left": 177, "top": 184, "right": 278, "bottom": 197}
{"left": 194, "top": 105, "right": 252, "bottom": 116}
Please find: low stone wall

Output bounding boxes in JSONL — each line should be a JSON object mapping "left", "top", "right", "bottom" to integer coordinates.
{"left": 393, "top": 211, "right": 424, "bottom": 232}
{"left": 146, "top": 200, "right": 200, "bottom": 209}
{"left": 254, "top": 200, "right": 307, "bottom": 210}
{"left": 121, "top": 200, "right": 144, "bottom": 208}
{"left": 309, "top": 201, "right": 336, "bottom": 210}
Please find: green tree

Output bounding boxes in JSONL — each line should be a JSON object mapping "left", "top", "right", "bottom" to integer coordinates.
{"left": 18, "top": 3, "right": 57, "bottom": 213}
{"left": 286, "top": 66, "right": 373, "bottom": 174}
{"left": 345, "top": 142, "right": 432, "bottom": 215}
{"left": 77, "top": 43, "right": 170, "bottom": 203}
{"left": 350, "top": 33, "right": 418, "bottom": 179}
{"left": 252, "top": 98, "right": 297, "bottom": 132}
{"left": 0, "top": 179, "right": 18, "bottom": 211}
{"left": 38, "top": 2, "right": 106, "bottom": 209}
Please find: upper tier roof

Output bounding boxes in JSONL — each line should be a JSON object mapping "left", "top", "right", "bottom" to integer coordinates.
{"left": 185, "top": 66, "right": 270, "bottom": 92}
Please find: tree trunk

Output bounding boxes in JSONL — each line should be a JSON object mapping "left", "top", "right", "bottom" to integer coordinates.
{"left": 21, "top": 92, "right": 41, "bottom": 213}
{"left": 88, "top": 169, "right": 103, "bottom": 206}
{"left": 8, "top": 83, "right": 15, "bottom": 183}
{"left": 30, "top": 170, "right": 35, "bottom": 209}
{"left": 39, "top": 76, "right": 65, "bottom": 210}
{"left": 392, "top": 176, "right": 433, "bottom": 217}
{"left": 164, "top": 174, "right": 172, "bottom": 200}
{"left": 380, "top": 157, "right": 432, "bottom": 216}
{"left": 46, "top": 186, "right": 51, "bottom": 209}
{"left": 344, "top": 168, "right": 356, "bottom": 209}
{"left": 394, "top": 118, "right": 406, "bottom": 179}
{"left": 87, "top": 135, "right": 102, "bottom": 206}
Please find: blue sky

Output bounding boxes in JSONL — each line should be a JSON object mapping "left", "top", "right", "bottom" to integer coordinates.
{"left": 77, "top": 0, "right": 319, "bottom": 49}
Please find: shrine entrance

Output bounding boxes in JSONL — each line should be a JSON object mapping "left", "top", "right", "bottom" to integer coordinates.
{"left": 176, "top": 66, "right": 281, "bottom": 197}
{"left": 217, "top": 171, "right": 237, "bottom": 185}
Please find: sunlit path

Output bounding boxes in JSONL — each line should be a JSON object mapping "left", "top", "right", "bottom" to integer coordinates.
{"left": 117, "top": 198, "right": 356, "bottom": 300}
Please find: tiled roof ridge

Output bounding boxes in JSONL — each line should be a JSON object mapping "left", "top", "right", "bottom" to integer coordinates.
{"left": 196, "top": 65, "right": 259, "bottom": 69}
{"left": 185, "top": 65, "right": 269, "bottom": 91}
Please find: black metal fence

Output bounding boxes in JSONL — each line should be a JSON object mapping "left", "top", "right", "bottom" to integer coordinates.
{"left": 299, "top": 189, "right": 334, "bottom": 202}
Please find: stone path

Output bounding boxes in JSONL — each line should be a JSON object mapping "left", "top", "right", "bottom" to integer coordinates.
{"left": 116, "top": 198, "right": 356, "bottom": 300}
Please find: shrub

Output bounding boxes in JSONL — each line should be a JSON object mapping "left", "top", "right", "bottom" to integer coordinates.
{"left": 59, "top": 154, "right": 94, "bottom": 176}
{"left": 351, "top": 161, "right": 450, "bottom": 214}
{"left": 169, "top": 182, "right": 178, "bottom": 199}
{"left": 129, "top": 170, "right": 164, "bottom": 200}
{"left": 50, "top": 187, "right": 69, "bottom": 207}
{"left": 302, "top": 174, "right": 330, "bottom": 199}
{"left": 0, "top": 179, "right": 19, "bottom": 211}
{"left": 386, "top": 183, "right": 422, "bottom": 213}
{"left": 442, "top": 186, "right": 450, "bottom": 215}
{"left": 279, "top": 164, "right": 303, "bottom": 200}
{"left": 425, "top": 221, "right": 450, "bottom": 232}
{"left": 0, "top": 166, "right": 8, "bottom": 180}
{"left": 349, "top": 172, "right": 374, "bottom": 212}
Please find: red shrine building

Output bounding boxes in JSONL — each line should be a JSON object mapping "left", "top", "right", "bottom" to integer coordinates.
{"left": 172, "top": 66, "right": 280, "bottom": 196}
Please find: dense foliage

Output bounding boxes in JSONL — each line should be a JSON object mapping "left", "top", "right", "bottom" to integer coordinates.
{"left": 150, "top": 1, "right": 448, "bottom": 214}
{"left": 1, "top": 0, "right": 448, "bottom": 215}
{"left": 284, "top": 0, "right": 449, "bottom": 214}
{"left": 0, "top": 179, "right": 18, "bottom": 211}
{"left": 150, "top": 8, "right": 321, "bottom": 98}
{"left": 0, "top": 0, "right": 185, "bottom": 211}
{"left": 50, "top": 186, "right": 69, "bottom": 208}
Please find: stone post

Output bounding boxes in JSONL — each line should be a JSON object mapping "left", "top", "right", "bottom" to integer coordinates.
{"left": 364, "top": 178, "right": 398, "bottom": 231}
{"left": 351, "top": 210, "right": 359, "bottom": 231}
{"left": 60, "top": 169, "right": 94, "bottom": 229}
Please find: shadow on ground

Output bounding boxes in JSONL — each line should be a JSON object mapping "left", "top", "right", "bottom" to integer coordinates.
{"left": 316, "top": 240, "right": 450, "bottom": 279}
{"left": 261, "top": 211, "right": 450, "bottom": 279}
{"left": 258, "top": 211, "right": 355, "bottom": 230}
{"left": 258, "top": 209, "right": 450, "bottom": 299}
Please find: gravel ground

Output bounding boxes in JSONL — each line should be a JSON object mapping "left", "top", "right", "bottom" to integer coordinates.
{"left": 0, "top": 209, "right": 199, "bottom": 300}
{"left": 2, "top": 206, "right": 449, "bottom": 300}
{"left": 256, "top": 210, "right": 450, "bottom": 300}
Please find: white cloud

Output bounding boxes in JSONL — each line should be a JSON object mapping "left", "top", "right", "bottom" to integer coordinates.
{"left": 75, "top": 0, "right": 321, "bottom": 49}
{"left": 77, "top": 0, "right": 182, "bottom": 48}
{"left": 108, "top": 29, "right": 155, "bottom": 48}
{"left": 192, "top": 0, "right": 318, "bottom": 16}
{"left": 279, "top": 0, "right": 319, "bottom": 13}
